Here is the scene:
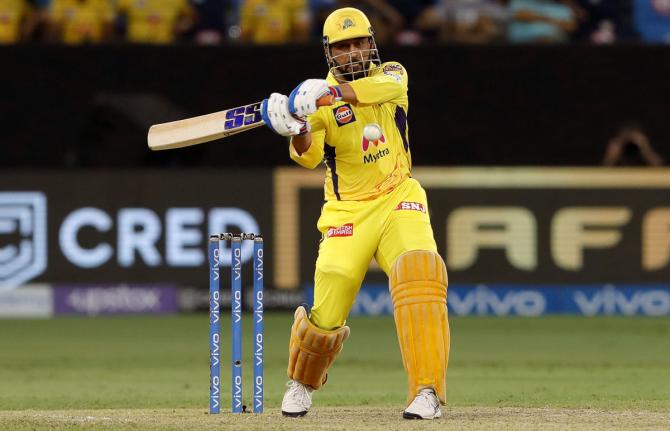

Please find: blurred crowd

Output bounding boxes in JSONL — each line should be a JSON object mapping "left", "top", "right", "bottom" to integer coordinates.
{"left": 1, "top": 0, "right": 670, "bottom": 45}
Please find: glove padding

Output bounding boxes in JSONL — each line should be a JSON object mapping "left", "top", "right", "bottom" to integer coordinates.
{"left": 261, "top": 93, "right": 310, "bottom": 137}
{"left": 288, "top": 79, "right": 331, "bottom": 118}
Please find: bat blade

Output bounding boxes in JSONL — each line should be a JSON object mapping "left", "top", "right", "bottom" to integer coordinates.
{"left": 147, "top": 94, "right": 335, "bottom": 151}
{"left": 147, "top": 101, "right": 265, "bottom": 151}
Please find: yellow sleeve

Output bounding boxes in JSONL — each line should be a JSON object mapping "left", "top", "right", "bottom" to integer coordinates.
{"left": 289, "top": 129, "right": 325, "bottom": 169}
{"left": 347, "top": 62, "right": 408, "bottom": 106}
{"left": 289, "top": 111, "right": 326, "bottom": 169}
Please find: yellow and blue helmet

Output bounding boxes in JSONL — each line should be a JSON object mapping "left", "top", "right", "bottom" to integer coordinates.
{"left": 322, "top": 8, "right": 381, "bottom": 82}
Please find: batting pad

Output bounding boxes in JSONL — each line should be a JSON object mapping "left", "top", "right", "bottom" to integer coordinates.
{"left": 390, "top": 250, "right": 450, "bottom": 405}
{"left": 287, "top": 306, "right": 350, "bottom": 389}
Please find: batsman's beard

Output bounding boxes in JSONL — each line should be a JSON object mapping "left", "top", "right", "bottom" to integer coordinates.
{"left": 329, "top": 49, "right": 380, "bottom": 82}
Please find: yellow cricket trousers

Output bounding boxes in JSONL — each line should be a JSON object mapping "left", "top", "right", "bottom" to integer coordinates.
{"left": 310, "top": 177, "right": 437, "bottom": 329}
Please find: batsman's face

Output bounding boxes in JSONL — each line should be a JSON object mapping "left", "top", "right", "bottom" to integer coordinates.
{"left": 331, "top": 37, "right": 371, "bottom": 80}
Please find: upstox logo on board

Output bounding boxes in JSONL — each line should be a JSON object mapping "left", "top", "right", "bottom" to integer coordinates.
{"left": 333, "top": 104, "right": 356, "bottom": 127}
{"left": 0, "top": 192, "right": 47, "bottom": 289}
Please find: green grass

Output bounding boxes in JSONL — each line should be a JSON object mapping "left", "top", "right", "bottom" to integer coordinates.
{"left": 0, "top": 314, "right": 668, "bottom": 412}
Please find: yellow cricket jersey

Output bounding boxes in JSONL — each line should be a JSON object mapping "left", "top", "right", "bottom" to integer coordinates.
{"left": 49, "top": 0, "right": 114, "bottom": 44}
{"left": 117, "top": 0, "right": 191, "bottom": 44}
{"left": 0, "top": 0, "right": 30, "bottom": 43}
{"left": 290, "top": 61, "right": 412, "bottom": 201}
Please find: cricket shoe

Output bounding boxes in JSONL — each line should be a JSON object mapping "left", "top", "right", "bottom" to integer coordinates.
{"left": 281, "top": 380, "right": 313, "bottom": 417}
{"left": 403, "top": 388, "right": 442, "bottom": 420}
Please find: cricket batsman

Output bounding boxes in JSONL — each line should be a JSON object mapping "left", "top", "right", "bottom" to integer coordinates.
{"left": 260, "top": 7, "right": 450, "bottom": 420}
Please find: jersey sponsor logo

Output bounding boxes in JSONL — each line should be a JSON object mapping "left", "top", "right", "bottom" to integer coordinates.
{"left": 383, "top": 64, "right": 403, "bottom": 74}
{"left": 363, "top": 148, "right": 390, "bottom": 164}
{"left": 383, "top": 64, "right": 403, "bottom": 82}
{"left": 362, "top": 134, "right": 385, "bottom": 152}
{"left": 384, "top": 73, "right": 402, "bottom": 82}
{"left": 333, "top": 104, "right": 356, "bottom": 127}
{"left": 327, "top": 223, "right": 353, "bottom": 237}
{"left": 394, "top": 201, "right": 426, "bottom": 213}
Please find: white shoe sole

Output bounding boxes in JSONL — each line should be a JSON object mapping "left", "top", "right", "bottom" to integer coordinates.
{"left": 402, "top": 409, "right": 442, "bottom": 420}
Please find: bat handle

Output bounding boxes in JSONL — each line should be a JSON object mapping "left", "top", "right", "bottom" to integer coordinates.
{"left": 316, "top": 94, "right": 336, "bottom": 107}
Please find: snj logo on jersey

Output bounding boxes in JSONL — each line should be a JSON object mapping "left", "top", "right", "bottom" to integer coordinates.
{"left": 395, "top": 201, "right": 426, "bottom": 213}
{"left": 333, "top": 104, "right": 356, "bottom": 127}
{"left": 327, "top": 223, "right": 354, "bottom": 237}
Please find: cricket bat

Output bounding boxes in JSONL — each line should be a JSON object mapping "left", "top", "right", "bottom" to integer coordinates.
{"left": 147, "top": 95, "right": 334, "bottom": 151}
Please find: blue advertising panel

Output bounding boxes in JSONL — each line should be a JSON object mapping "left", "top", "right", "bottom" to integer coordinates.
{"left": 304, "top": 284, "right": 670, "bottom": 317}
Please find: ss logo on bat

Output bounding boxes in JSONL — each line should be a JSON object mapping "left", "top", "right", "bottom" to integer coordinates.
{"left": 224, "top": 103, "right": 263, "bottom": 130}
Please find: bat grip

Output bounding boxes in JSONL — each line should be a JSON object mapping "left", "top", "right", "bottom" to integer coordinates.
{"left": 316, "top": 94, "right": 335, "bottom": 107}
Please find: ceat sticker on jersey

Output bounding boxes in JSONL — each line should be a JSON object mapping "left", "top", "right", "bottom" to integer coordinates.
{"left": 327, "top": 223, "right": 354, "bottom": 237}
{"left": 333, "top": 104, "right": 356, "bottom": 127}
{"left": 394, "top": 201, "right": 426, "bottom": 213}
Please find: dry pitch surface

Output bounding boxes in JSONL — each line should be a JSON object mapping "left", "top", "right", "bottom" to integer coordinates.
{"left": 1, "top": 407, "right": 668, "bottom": 431}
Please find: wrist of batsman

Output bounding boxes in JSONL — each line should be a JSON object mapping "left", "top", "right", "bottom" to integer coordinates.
{"left": 327, "top": 86, "right": 343, "bottom": 102}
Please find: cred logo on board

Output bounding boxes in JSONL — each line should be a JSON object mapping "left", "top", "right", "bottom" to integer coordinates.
{"left": 0, "top": 192, "right": 47, "bottom": 289}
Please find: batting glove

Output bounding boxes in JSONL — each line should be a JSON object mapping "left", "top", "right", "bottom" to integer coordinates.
{"left": 261, "top": 93, "right": 309, "bottom": 137}
{"left": 288, "top": 79, "right": 341, "bottom": 118}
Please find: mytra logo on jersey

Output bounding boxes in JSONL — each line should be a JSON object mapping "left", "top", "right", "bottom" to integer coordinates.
{"left": 362, "top": 131, "right": 389, "bottom": 164}
{"left": 361, "top": 125, "right": 388, "bottom": 164}
{"left": 333, "top": 104, "right": 356, "bottom": 127}
{"left": 362, "top": 134, "right": 385, "bottom": 152}
{"left": 327, "top": 223, "right": 353, "bottom": 237}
